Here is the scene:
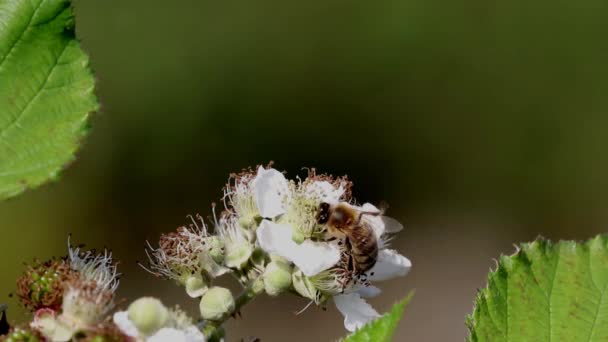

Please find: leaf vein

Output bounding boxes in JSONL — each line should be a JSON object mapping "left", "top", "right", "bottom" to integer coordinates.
{"left": 0, "top": 40, "right": 69, "bottom": 139}
{"left": 0, "top": 0, "right": 44, "bottom": 70}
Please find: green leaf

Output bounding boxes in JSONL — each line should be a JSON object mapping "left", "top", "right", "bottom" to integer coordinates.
{"left": 0, "top": 0, "right": 97, "bottom": 200}
{"left": 343, "top": 293, "right": 413, "bottom": 342}
{"left": 467, "top": 235, "right": 608, "bottom": 342}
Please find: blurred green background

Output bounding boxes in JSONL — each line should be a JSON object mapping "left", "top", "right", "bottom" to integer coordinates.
{"left": 3, "top": 0, "right": 608, "bottom": 340}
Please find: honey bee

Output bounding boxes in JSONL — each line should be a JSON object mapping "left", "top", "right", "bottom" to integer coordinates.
{"left": 316, "top": 202, "right": 383, "bottom": 275}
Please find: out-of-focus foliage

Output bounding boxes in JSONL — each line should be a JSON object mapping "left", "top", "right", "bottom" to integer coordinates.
{"left": 0, "top": 0, "right": 97, "bottom": 200}
{"left": 344, "top": 294, "right": 412, "bottom": 342}
{"left": 467, "top": 235, "right": 608, "bottom": 341}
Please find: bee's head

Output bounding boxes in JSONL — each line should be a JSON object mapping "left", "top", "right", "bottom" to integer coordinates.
{"left": 317, "top": 202, "right": 331, "bottom": 224}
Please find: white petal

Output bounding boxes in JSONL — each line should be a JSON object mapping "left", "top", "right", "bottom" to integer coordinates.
{"left": 296, "top": 239, "right": 342, "bottom": 276}
{"left": 356, "top": 285, "right": 382, "bottom": 298}
{"left": 112, "top": 311, "right": 139, "bottom": 338}
{"left": 251, "top": 167, "right": 289, "bottom": 218}
{"left": 256, "top": 220, "right": 341, "bottom": 276}
{"left": 184, "top": 326, "right": 205, "bottom": 342}
{"left": 147, "top": 327, "right": 205, "bottom": 342}
{"left": 148, "top": 328, "right": 184, "bottom": 342}
{"left": 333, "top": 293, "right": 380, "bottom": 332}
{"left": 183, "top": 326, "right": 207, "bottom": 342}
{"left": 305, "top": 181, "right": 344, "bottom": 204}
{"left": 360, "top": 203, "right": 385, "bottom": 239}
{"left": 367, "top": 249, "right": 411, "bottom": 282}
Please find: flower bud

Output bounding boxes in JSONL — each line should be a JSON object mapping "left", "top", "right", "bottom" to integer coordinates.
{"left": 199, "top": 287, "right": 235, "bottom": 321}
{"left": 263, "top": 260, "right": 292, "bottom": 296}
{"left": 185, "top": 275, "right": 208, "bottom": 298}
{"left": 127, "top": 297, "right": 168, "bottom": 336}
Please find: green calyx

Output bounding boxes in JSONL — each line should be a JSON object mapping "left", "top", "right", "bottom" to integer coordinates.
{"left": 292, "top": 270, "right": 327, "bottom": 305}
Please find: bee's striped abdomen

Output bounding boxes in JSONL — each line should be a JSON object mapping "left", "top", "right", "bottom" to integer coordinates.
{"left": 349, "top": 225, "right": 378, "bottom": 274}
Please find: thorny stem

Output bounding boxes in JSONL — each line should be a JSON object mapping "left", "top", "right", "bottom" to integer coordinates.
{"left": 202, "top": 278, "right": 265, "bottom": 342}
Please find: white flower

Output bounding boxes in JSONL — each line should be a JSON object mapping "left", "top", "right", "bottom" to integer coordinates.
{"left": 256, "top": 220, "right": 341, "bottom": 276}
{"left": 260, "top": 194, "right": 410, "bottom": 332}
{"left": 141, "top": 219, "right": 228, "bottom": 297}
{"left": 223, "top": 170, "right": 258, "bottom": 227}
{"left": 332, "top": 249, "right": 411, "bottom": 332}
{"left": 44, "top": 239, "right": 121, "bottom": 336}
{"left": 113, "top": 300, "right": 205, "bottom": 342}
{"left": 251, "top": 166, "right": 290, "bottom": 219}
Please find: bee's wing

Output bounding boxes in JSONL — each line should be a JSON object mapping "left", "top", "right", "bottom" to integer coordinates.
{"left": 381, "top": 216, "right": 403, "bottom": 233}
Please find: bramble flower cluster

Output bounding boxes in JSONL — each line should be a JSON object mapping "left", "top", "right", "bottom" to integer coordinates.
{"left": 2, "top": 165, "right": 411, "bottom": 341}
{"left": 143, "top": 165, "right": 411, "bottom": 333}
{"left": 4, "top": 239, "right": 205, "bottom": 342}
{"left": 9, "top": 238, "right": 126, "bottom": 341}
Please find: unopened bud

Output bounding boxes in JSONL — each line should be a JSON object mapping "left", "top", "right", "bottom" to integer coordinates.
{"left": 128, "top": 297, "right": 168, "bottom": 336}
{"left": 199, "top": 287, "right": 235, "bottom": 321}
{"left": 263, "top": 261, "right": 292, "bottom": 296}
